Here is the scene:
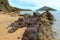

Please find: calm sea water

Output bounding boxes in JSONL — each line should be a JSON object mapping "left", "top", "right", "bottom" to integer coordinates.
{"left": 20, "top": 11, "right": 60, "bottom": 39}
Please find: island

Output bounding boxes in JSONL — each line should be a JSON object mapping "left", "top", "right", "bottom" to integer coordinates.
{"left": 36, "top": 6, "right": 57, "bottom": 11}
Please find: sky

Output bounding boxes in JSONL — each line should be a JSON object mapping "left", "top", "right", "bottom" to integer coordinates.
{"left": 8, "top": 0, "right": 60, "bottom": 10}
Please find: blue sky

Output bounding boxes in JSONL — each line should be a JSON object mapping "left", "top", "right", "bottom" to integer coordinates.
{"left": 8, "top": 0, "right": 60, "bottom": 10}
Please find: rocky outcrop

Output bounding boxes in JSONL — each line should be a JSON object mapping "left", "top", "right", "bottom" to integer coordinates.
{"left": 38, "top": 11, "right": 55, "bottom": 40}
{"left": 8, "top": 11, "right": 55, "bottom": 40}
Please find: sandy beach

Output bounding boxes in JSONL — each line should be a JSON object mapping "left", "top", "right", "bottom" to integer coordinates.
{"left": 0, "top": 14, "right": 26, "bottom": 40}
{"left": 0, "top": 13, "right": 60, "bottom": 40}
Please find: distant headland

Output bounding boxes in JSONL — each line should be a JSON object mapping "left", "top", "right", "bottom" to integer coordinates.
{"left": 36, "top": 6, "right": 57, "bottom": 11}
{"left": 0, "top": 0, "right": 32, "bottom": 12}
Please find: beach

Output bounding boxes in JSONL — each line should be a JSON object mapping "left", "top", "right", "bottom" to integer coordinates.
{"left": 0, "top": 14, "right": 27, "bottom": 40}
{"left": 0, "top": 11, "right": 60, "bottom": 40}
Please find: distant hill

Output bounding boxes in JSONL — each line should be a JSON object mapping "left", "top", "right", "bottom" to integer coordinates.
{"left": 0, "top": 0, "right": 32, "bottom": 12}
{"left": 36, "top": 6, "right": 57, "bottom": 11}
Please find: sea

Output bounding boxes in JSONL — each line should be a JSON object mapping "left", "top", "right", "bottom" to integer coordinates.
{"left": 20, "top": 11, "right": 60, "bottom": 39}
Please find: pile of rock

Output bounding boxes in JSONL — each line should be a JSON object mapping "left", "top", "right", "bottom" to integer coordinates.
{"left": 8, "top": 11, "right": 55, "bottom": 40}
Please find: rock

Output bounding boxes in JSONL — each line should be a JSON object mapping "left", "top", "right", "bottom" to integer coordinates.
{"left": 8, "top": 11, "right": 55, "bottom": 40}
{"left": 33, "top": 12, "right": 40, "bottom": 17}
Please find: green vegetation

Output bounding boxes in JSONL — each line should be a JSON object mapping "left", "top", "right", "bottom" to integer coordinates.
{"left": 0, "top": 0, "right": 31, "bottom": 12}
